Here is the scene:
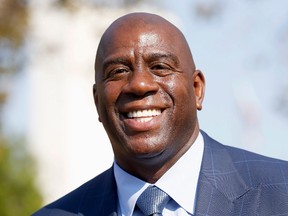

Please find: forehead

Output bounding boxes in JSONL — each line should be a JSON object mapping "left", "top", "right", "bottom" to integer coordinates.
{"left": 103, "top": 27, "right": 177, "bottom": 51}
{"left": 101, "top": 26, "right": 178, "bottom": 57}
{"left": 95, "top": 15, "right": 195, "bottom": 78}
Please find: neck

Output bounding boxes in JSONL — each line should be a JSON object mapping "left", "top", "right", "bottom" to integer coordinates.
{"left": 117, "top": 129, "right": 200, "bottom": 183}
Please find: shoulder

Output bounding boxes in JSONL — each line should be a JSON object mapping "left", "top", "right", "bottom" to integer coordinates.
{"left": 32, "top": 167, "right": 116, "bottom": 216}
{"left": 225, "top": 143, "right": 288, "bottom": 186}
{"left": 201, "top": 130, "right": 288, "bottom": 187}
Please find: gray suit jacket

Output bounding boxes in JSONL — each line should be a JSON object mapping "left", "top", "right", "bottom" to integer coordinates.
{"left": 32, "top": 131, "right": 288, "bottom": 215}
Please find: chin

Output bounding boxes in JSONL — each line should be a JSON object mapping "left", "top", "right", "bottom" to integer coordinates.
{"left": 127, "top": 141, "right": 166, "bottom": 158}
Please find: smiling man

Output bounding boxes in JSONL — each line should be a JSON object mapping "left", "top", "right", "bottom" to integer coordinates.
{"left": 94, "top": 13, "right": 204, "bottom": 186}
{"left": 33, "top": 13, "right": 288, "bottom": 216}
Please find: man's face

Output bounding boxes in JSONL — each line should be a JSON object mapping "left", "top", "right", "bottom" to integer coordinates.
{"left": 94, "top": 18, "right": 205, "bottom": 175}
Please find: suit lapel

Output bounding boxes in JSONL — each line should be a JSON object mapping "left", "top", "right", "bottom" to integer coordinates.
{"left": 79, "top": 167, "right": 119, "bottom": 216}
{"left": 194, "top": 132, "right": 261, "bottom": 216}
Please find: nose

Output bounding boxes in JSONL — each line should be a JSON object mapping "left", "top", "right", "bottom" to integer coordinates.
{"left": 122, "top": 68, "right": 159, "bottom": 96}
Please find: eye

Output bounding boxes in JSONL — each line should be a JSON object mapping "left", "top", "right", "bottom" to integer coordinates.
{"left": 114, "top": 68, "right": 128, "bottom": 74}
{"left": 151, "top": 63, "right": 169, "bottom": 70}
{"left": 150, "top": 63, "right": 173, "bottom": 76}
{"left": 104, "top": 67, "right": 130, "bottom": 81}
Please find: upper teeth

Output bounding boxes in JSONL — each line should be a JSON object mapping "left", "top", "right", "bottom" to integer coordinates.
{"left": 127, "top": 109, "right": 161, "bottom": 118}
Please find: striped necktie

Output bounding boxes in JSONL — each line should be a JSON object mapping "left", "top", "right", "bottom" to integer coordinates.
{"left": 136, "top": 186, "right": 170, "bottom": 216}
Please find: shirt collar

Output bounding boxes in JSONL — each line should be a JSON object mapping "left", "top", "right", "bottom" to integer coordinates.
{"left": 155, "top": 133, "right": 204, "bottom": 213}
{"left": 114, "top": 163, "right": 149, "bottom": 216}
{"left": 114, "top": 132, "right": 204, "bottom": 216}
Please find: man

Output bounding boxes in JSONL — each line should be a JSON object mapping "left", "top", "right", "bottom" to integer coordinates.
{"left": 33, "top": 12, "right": 288, "bottom": 216}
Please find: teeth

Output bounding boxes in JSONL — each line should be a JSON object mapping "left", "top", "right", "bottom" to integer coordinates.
{"left": 127, "top": 109, "right": 161, "bottom": 119}
{"left": 134, "top": 117, "right": 153, "bottom": 123}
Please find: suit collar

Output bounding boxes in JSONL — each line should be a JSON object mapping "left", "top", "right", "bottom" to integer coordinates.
{"left": 200, "top": 131, "right": 250, "bottom": 199}
{"left": 79, "top": 167, "right": 118, "bottom": 215}
{"left": 194, "top": 131, "right": 260, "bottom": 215}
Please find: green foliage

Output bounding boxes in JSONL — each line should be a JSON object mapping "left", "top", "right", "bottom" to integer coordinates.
{"left": 0, "top": 0, "right": 43, "bottom": 215}
{"left": 0, "top": 137, "right": 43, "bottom": 216}
{"left": 0, "top": 0, "right": 29, "bottom": 75}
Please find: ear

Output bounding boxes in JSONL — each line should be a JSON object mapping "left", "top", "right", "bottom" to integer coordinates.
{"left": 193, "top": 70, "right": 205, "bottom": 111}
{"left": 93, "top": 84, "right": 102, "bottom": 122}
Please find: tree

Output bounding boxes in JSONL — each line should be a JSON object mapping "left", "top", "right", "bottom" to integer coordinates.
{"left": 0, "top": 0, "right": 43, "bottom": 215}
{"left": 0, "top": 137, "right": 42, "bottom": 215}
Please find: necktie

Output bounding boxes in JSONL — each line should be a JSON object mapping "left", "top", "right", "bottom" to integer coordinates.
{"left": 136, "top": 186, "right": 170, "bottom": 216}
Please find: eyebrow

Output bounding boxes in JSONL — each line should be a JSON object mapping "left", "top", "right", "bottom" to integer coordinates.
{"left": 146, "top": 52, "right": 180, "bottom": 66}
{"left": 102, "top": 52, "right": 180, "bottom": 70}
{"left": 102, "top": 58, "right": 131, "bottom": 71}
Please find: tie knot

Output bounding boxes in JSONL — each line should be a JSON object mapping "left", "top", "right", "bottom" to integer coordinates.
{"left": 136, "top": 186, "right": 170, "bottom": 215}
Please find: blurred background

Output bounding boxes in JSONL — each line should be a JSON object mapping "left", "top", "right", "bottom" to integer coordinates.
{"left": 0, "top": 0, "right": 288, "bottom": 215}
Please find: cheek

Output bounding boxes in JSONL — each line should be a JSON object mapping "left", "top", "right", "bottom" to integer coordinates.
{"left": 97, "top": 83, "right": 122, "bottom": 121}
{"left": 102, "top": 82, "right": 122, "bottom": 105}
{"left": 161, "top": 76, "right": 194, "bottom": 103}
{"left": 164, "top": 77, "right": 197, "bottom": 121}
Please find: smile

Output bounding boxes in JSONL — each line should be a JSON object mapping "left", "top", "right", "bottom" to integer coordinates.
{"left": 126, "top": 109, "right": 162, "bottom": 123}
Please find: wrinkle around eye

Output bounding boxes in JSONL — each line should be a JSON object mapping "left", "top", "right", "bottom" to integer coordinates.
{"left": 150, "top": 63, "right": 180, "bottom": 77}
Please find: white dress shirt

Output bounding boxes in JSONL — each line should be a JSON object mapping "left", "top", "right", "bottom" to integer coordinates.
{"left": 114, "top": 132, "right": 204, "bottom": 216}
